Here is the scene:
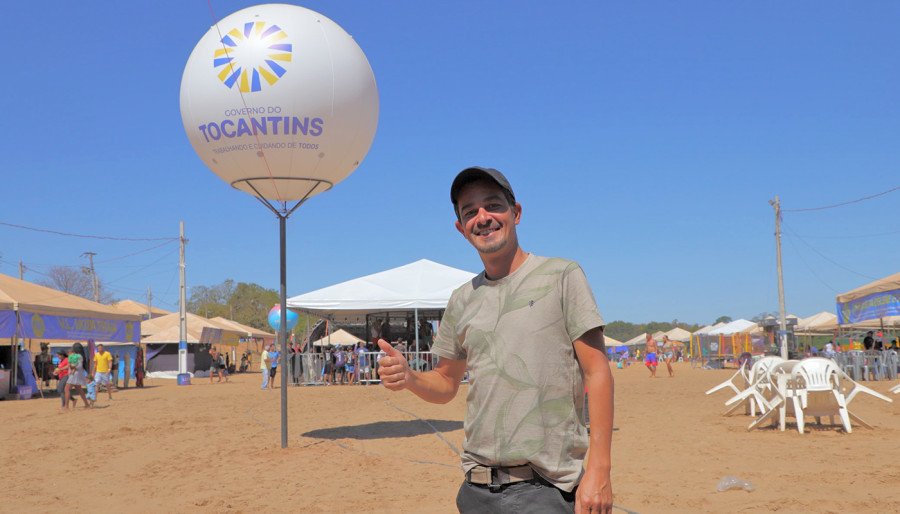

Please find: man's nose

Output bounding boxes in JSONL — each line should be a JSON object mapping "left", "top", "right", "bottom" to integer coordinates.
{"left": 474, "top": 208, "right": 492, "bottom": 225}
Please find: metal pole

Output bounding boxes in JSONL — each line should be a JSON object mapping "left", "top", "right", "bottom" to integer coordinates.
{"left": 414, "top": 308, "right": 419, "bottom": 356}
{"left": 18, "top": 260, "right": 24, "bottom": 280}
{"left": 179, "top": 221, "right": 188, "bottom": 374}
{"left": 279, "top": 215, "right": 288, "bottom": 448}
{"left": 771, "top": 196, "right": 788, "bottom": 359}
{"left": 147, "top": 286, "right": 153, "bottom": 320}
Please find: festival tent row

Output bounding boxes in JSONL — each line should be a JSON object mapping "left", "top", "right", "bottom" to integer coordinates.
{"left": 835, "top": 272, "right": 900, "bottom": 326}
{"left": 139, "top": 312, "right": 273, "bottom": 378}
{"left": 0, "top": 273, "right": 141, "bottom": 398}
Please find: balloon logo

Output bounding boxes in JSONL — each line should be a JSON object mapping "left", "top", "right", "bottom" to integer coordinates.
{"left": 268, "top": 305, "right": 299, "bottom": 331}
{"left": 214, "top": 22, "right": 292, "bottom": 92}
{"left": 180, "top": 4, "right": 379, "bottom": 203}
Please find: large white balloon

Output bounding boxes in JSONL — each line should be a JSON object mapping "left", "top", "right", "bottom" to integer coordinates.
{"left": 180, "top": 4, "right": 379, "bottom": 202}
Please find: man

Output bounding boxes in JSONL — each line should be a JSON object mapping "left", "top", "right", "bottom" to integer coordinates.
{"left": 92, "top": 343, "right": 114, "bottom": 402}
{"left": 863, "top": 331, "right": 874, "bottom": 350}
{"left": 378, "top": 167, "right": 614, "bottom": 513}
{"left": 209, "top": 347, "right": 220, "bottom": 384}
{"left": 260, "top": 344, "right": 270, "bottom": 390}
{"left": 644, "top": 333, "right": 658, "bottom": 378}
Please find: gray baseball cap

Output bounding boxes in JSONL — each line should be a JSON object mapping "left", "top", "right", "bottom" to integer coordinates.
{"left": 450, "top": 166, "right": 515, "bottom": 207}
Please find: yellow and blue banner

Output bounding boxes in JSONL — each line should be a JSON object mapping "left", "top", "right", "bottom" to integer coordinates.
{"left": 16, "top": 312, "right": 140, "bottom": 342}
{"left": 837, "top": 289, "right": 900, "bottom": 324}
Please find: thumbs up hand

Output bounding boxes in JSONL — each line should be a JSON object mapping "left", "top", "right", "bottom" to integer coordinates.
{"left": 377, "top": 339, "right": 410, "bottom": 391}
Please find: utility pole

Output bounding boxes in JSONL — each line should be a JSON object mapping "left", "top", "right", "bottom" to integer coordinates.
{"left": 178, "top": 222, "right": 188, "bottom": 376}
{"left": 18, "top": 259, "right": 25, "bottom": 280}
{"left": 81, "top": 251, "right": 99, "bottom": 303}
{"left": 769, "top": 196, "right": 788, "bottom": 359}
{"left": 147, "top": 286, "right": 153, "bottom": 320}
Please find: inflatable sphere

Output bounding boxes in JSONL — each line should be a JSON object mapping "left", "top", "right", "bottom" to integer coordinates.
{"left": 268, "top": 304, "right": 299, "bottom": 331}
{"left": 180, "top": 4, "right": 379, "bottom": 202}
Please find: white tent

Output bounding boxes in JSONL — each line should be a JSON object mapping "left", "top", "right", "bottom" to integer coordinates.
{"left": 604, "top": 336, "right": 624, "bottom": 347}
{"left": 312, "top": 329, "right": 364, "bottom": 347}
{"left": 287, "top": 259, "right": 477, "bottom": 323}
{"left": 708, "top": 319, "right": 757, "bottom": 335}
{"left": 693, "top": 322, "right": 725, "bottom": 335}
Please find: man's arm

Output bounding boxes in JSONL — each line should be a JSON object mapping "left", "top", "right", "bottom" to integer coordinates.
{"left": 573, "top": 326, "right": 614, "bottom": 514}
{"left": 377, "top": 340, "right": 466, "bottom": 404}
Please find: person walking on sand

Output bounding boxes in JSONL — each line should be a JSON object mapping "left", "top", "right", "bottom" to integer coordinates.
{"left": 644, "top": 334, "right": 659, "bottom": 378}
{"left": 209, "top": 347, "right": 220, "bottom": 384}
{"left": 53, "top": 350, "right": 71, "bottom": 410}
{"left": 260, "top": 345, "right": 271, "bottom": 390}
{"left": 91, "top": 343, "right": 114, "bottom": 403}
{"left": 377, "top": 167, "right": 614, "bottom": 513}
{"left": 661, "top": 335, "right": 675, "bottom": 378}
{"left": 268, "top": 344, "right": 280, "bottom": 390}
{"left": 65, "top": 348, "right": 89, "bottom": 409}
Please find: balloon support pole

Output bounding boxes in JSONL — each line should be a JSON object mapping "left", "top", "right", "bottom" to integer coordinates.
{"left": 239, "top": 178, "right": 327, "bottom": 450}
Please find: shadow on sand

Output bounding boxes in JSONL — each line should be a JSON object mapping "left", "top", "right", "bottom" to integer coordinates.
{"left": 302, "top": 419, "right": 463, "bottom": 440}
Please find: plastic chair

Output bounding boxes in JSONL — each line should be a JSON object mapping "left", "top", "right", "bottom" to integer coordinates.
{"left": 890, "top": 383, "right": 900, "bottom": 394}
{"left": 705, "top": 360, "right": 750, "bottom": 396}
{"left": 723, "top": 356, "right": 785, "bottom": 416}
{"left": 791, "top": 358, "right": 851, "bottom": 434}
{"left": 747, "top": 360, "right": 801, "bottom": 431}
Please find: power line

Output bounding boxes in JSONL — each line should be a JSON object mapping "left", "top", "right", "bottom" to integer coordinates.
{"left": 783, "top": 185, "right": 900, "bottom": 213}
{"left": 782, "top": 221, "right": 877, "bottom": 280}
{"left": 786, "top": 228, "right": 900, "bottom": 240}
{"left": 782, "top": 230, "right": 838, "bottom": 293}
{"left": 0, "top": 221, "right": 179, "bottom": 241}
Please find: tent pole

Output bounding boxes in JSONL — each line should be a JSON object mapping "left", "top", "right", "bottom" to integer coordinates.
{"left": 415, "top": 308, "right": 419, "bottom": 357}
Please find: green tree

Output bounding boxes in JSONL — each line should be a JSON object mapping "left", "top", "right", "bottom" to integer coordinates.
{"left": 715, "top": 315, "right": 733, "bottom": 324}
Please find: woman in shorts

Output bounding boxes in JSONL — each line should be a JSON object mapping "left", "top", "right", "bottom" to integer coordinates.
{"left": 661, "top": 335, "right": 675, "bottom": 378}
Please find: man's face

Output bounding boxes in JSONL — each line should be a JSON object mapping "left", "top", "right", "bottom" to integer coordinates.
{"left": 97, "top": 345, "right": 104, "bottom": 353}
{"left": 454, "top": 179, "right": 521, "bottom": 255}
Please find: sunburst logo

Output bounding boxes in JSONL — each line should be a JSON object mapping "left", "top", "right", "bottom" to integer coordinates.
{"left": 213, "top": 21, "right": 292, "bottom": 92}
{"left": 32, "top": 314, "right": 46, "bottom": 338}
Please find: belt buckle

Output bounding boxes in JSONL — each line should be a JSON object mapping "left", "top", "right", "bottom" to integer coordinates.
{"left": 489, "top": 468, "right": 508, "bottom": 492}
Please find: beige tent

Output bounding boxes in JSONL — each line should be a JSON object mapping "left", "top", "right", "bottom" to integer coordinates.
{"left": 0, "top": 273, "right": 139, "bottom": 322}
{"left": 312, "top": 328, "right": 364, "bottom": 347}
{"left": 795, "top": 311, "right": 838, "bottom": 335}
{"left": 623, "top": 333, "right": 647, "bottom": 347}
{"left": 835, "top": 272, "right": 900, "bottom": 304}
{"left": 663, "top": 327, "right": 692, "bottom": 342}
{"left": 604, "top": 336, "right": 624, "bottom": 347}
{"left": 141, "top": 312, "right": 241, "bottom": 343}
{"left": 111, "top": 299, "right": 172, "bottom": 318}
{"left": 210, "top": 317, "right": 275, "bottom": 341}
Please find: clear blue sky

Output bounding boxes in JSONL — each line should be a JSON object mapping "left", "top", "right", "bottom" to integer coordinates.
{"left": 2, "top": 1, "right": 898, "bottom": 324}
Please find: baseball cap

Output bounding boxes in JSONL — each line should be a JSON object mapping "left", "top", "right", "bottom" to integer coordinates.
{"left": 450, "top": 166, "right": 515, "bottom": 207}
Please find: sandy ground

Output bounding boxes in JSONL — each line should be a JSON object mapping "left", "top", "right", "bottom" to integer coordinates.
{"left": 2, "top": 362, "right": 898, "bottom": 513}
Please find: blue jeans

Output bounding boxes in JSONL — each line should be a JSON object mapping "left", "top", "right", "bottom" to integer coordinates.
{"left": 456, "top": 477, "right": 576, "bottom": 513}
{"left": 261, "top": 370, "right": 269, "bottom": 389}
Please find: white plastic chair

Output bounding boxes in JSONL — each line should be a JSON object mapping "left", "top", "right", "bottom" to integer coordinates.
{"left": 705, "top": 360, "right": 750, "bottom": 396}
{"left": 723, "top": 356, "right": 785, "bottom": 416}
{"left": 791, "top": 358, "right": 851, "bottom": 434}
{"left": 747, "top": 360, "right": 801, "bottom": 431}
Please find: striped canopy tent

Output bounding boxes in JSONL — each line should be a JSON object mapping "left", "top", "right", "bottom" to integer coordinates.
{"left": 795, "top": 311, "right": 839, "bottom": 335}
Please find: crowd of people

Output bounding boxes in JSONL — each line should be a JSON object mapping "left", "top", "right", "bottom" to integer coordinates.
{"left": 50, "top": 342, "right": 126, "bottom": 411}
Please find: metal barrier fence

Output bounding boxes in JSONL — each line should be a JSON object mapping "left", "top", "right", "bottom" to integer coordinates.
{"left": 283, "top": 351, "right": 440, "bottom": 386}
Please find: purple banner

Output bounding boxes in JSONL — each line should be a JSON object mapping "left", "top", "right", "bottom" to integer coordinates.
{"left": 17, "top": 312, "right": 140, "bottom": 342}
{"left": 0, "top": 310, "right": 15, "bottom": 338}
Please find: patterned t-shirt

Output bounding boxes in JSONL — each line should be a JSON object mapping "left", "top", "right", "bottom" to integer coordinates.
{"left": 431, "top": 254, "right": 604, "bottom": 492}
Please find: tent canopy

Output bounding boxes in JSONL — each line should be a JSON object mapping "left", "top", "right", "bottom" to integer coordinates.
{"left": 0, "top": 273, "right": 139, "bottom": 321}
{"left": 796, "top": 311, "right": 838, "bottom": 334}
{"left": 312, "top": 329, "right": 364, "bottom": 347}
{"left": 141, "top": 312, "right": 243, "bottom": 343}
{"left": 835, "top": 272, "right": 900, "bottom": 325}
{"left": 111, "top": 299, "right": 172, "bottom": 318}
{"left": 708, "top": 319, "right": 757, "bottom": 335}
{"left": 0, "top": 273, "right": 141, "bottom": 341}
{"left": 663, "top": 327, "right": 692, "bottom": 342}
{"left": 210, "top": 317, "right": 275, "bottom": 340}
{"left": 287, "top": 259, "right": 477, "bottom": 322}
{"left": 623, "top": 333, "right": 647, "bottom": 346}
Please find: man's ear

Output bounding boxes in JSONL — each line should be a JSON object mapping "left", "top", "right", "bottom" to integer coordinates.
{"left": 514, "top": 203, "right": 522, "bottom": 225}
{"left": 455, "top": 219, "right": 465, "bottom": 236}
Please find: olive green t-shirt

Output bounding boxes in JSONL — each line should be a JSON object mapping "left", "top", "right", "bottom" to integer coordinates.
{"left": 431, "top": 254, "right": 605, "bottom": 492}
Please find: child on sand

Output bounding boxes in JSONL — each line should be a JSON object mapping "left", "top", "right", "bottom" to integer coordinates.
{"left": 85, "top": 376, "right": 97, "bottom": 408}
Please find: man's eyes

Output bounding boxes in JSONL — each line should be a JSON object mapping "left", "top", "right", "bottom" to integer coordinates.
{"left": 463, "top": 203, "right": 503, "bottom": 219}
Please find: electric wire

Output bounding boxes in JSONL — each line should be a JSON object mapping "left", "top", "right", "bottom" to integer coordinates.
{"left": 783, "top": 185, "right": 900, "bottom": 213}
{"left": 781, "top": 221, "right": 877, "bottom": 280}
{"left": 0, "top": 221, "right": 178, "bottom": 241}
